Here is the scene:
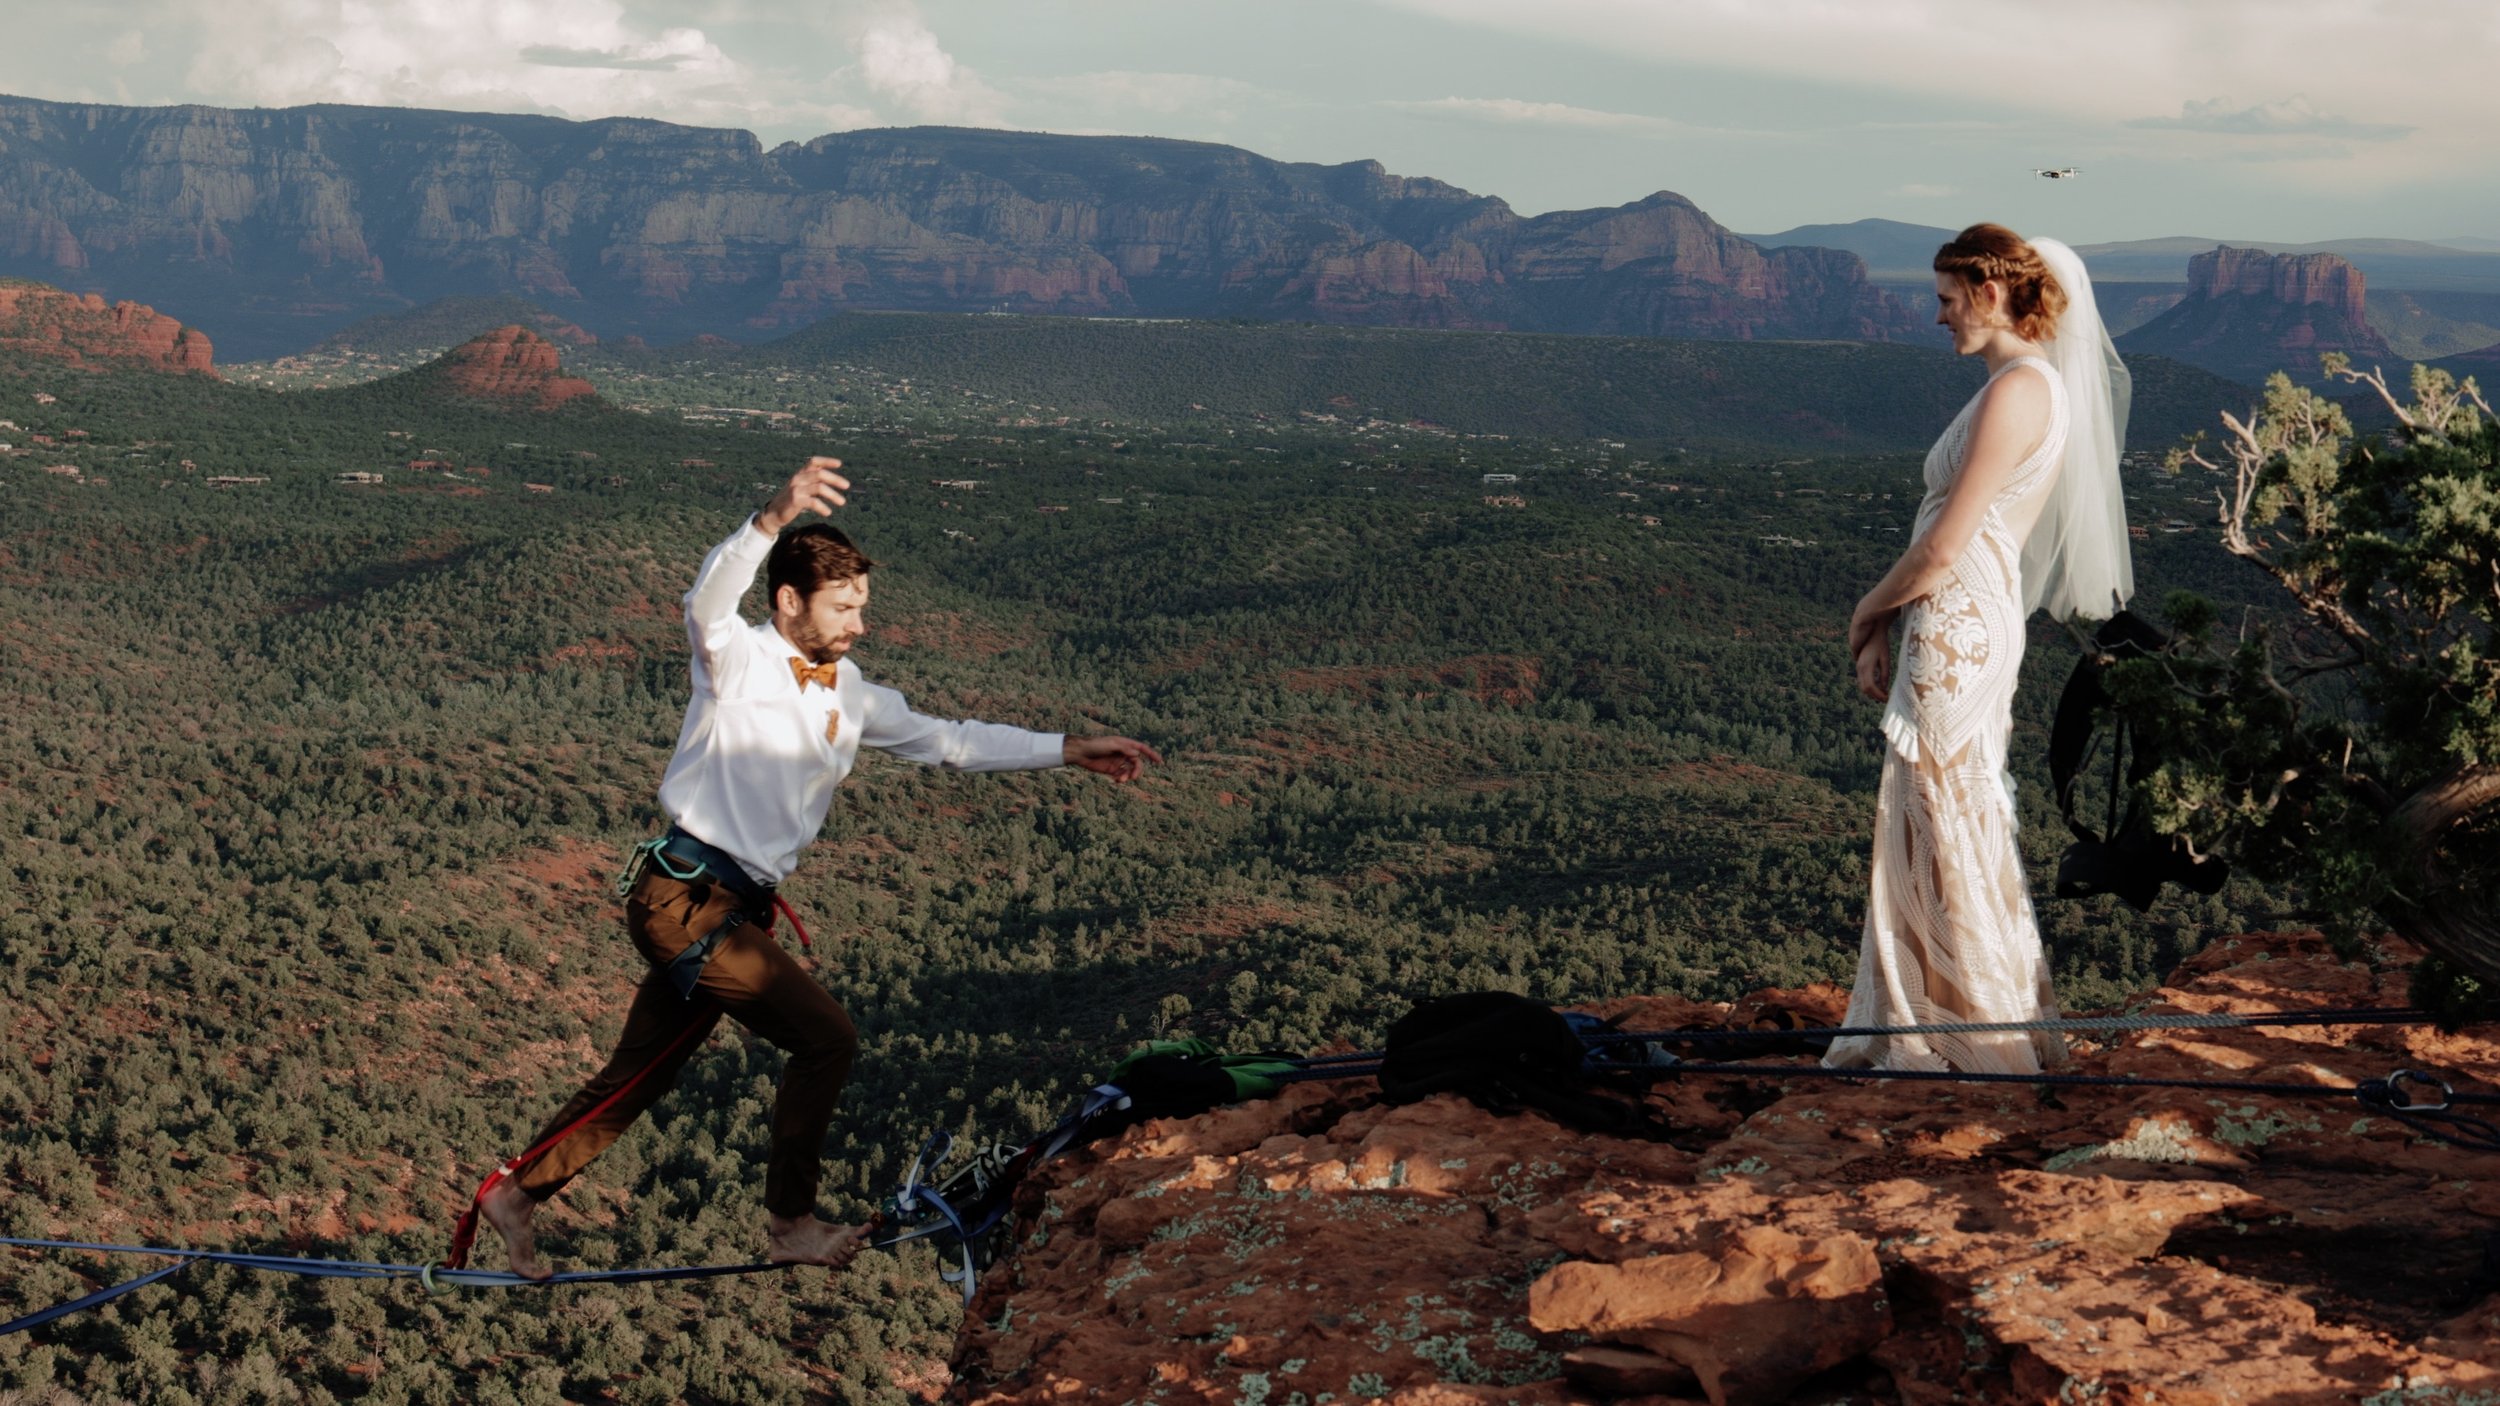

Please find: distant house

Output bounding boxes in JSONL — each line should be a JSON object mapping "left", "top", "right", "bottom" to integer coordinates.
{"left": 334, "top": 471, "right": 385, "bottom": 485}
{"left": 525, "top": 483, "right": 554, "bottom": 493}
{"left": 41, "top": 464, "right": 80, "bottom": 478}
{"left": 1481, "top": 473, "right": 1520, "bottom": 484}
{"left": 680, "top": 458, "right": 715, "bottom": 468}
{"left": 1483, "top": 494, "right": 1527, "bottom": 509}
{"left": 931, "top": 478, "right": 984, "bottom": 489}
{"left": 407, "top": 459, "right": 450, "bottom": 471}
{"left": 206, "top": 476, "right": 268, "bottom": 488}
{"left": 1036, "top": 505, "right": 1069, "bottom": 514}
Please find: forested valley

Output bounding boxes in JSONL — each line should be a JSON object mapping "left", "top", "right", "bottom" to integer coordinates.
{"left": 0, "top": 335, "right": 2290, "bottom": 1403}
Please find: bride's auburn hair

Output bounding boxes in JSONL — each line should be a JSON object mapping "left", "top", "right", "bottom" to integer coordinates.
{"left": 1934, "top": 223, "right": 2067, "bottom": 341}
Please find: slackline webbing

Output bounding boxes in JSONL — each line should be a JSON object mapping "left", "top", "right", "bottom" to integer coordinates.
{"left": 0, "top": 1234, "right": 800, "bottom": 1338}
{"left": 1584, "top": 1004, "right": 2436, "bottom": 1044}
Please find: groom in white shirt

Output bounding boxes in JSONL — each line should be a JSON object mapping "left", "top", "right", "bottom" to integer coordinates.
{"left": 478, "top": 457, "right": 1161, "bottom": 1279}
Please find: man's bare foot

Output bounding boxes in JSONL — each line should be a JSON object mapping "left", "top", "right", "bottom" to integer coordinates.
{"left": 480, "top": 1177, "right": 554, "bottom": 1281}
{"left": 766, "top": 1213, "right": 868, "bottom": 1270}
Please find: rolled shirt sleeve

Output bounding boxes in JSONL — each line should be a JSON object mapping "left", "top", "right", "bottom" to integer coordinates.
{"left": 856, "top": 678, "right": 1064, "bottom": 772}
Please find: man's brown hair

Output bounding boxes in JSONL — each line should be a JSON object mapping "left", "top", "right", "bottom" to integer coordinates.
{"left": 767, "top": 523, "right": 877, "bottom": 604}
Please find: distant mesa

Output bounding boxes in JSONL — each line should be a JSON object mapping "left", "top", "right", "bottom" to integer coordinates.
{"left": 419, "top": 325, "right": 596, "bottom": 410}
{"left": 2117, "top": 246, "right": 2391, "bottom": 385}
{"left": 0, "top": 277, "right": 215, "bottom": 375}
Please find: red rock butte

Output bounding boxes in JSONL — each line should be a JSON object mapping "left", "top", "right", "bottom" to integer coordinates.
{"left": 431, "top": 325, "right": 597, "bottom": 410}
{"left": 2188, "top": 245, "right": 2370, "bottom": 324}
{"left": 0, "top": 280, "right": 215, "bottom": 375}
{"left": 953, "top": 931, "right": 2500, "bottom": 1405}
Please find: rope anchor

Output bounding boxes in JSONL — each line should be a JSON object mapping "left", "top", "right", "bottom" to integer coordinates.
{"left": 2375, "top": 1068, "right": 2455, "bottom": 1114}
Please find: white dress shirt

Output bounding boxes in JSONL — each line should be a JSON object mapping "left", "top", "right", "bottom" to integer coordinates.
{"left": 656, "top": 516, "right": 1064, "bottom": 886}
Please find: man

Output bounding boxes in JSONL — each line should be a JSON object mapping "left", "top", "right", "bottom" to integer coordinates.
{"left": 477, "top": 456, "right": 1161, "bottom": 1278}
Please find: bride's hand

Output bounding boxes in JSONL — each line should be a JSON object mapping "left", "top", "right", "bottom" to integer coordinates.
{"left": 1847, "top": 605, "right": 1892, "bottom": 661}
{"left": 1854, "top": 636, "right": 1891, "bottom": 703}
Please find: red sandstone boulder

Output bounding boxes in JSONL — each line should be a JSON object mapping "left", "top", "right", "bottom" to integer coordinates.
{"left": 1530, "top": 1227, "right": 1890, "bottom": 1405}
{"left": 0, "top": 279, "right": 215, "bottom": 375}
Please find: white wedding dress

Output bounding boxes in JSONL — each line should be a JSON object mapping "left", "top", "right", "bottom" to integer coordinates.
{"left": 1824, "top": 355, "right": 2071, "bottom": 1074}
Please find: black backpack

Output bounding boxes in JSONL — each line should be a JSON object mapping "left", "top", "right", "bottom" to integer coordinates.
{"left": 2047, "top": 610, "right": 2230, "bottom": 911}
{"left": 1377, "top": 992, "right": 1682, "bottom": 1142}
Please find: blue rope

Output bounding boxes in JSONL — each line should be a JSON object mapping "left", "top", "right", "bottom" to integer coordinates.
{"left": 0, "top": 1235, "right": 797, "bottom": 1336}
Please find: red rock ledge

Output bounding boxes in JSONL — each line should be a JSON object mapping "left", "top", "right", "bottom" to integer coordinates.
{"left": 951, "top": 931, "right": 2500, "bottom": 1405}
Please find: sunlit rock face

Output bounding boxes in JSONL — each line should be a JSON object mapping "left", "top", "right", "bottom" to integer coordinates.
{"left": 951, "top": 931, "right": 2500, "bottom": 1406}
{"left": 424, "top": 326, "right": 596, "bottom": 410}
{"left": 0, "top": 278, "right": 214, "bottom": 373}
{"left": 0, "top": 96, "right": 1921, "bottom": 358}
{"left": 2119, "top": 245, "right": 2392, "bottom": 385}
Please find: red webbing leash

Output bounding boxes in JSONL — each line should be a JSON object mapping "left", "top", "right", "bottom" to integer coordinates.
{"left": 446, "top": 892, "right": 815, "bottom": 1269}
{"left": 444, "top": 1015, "right": 713, "bottom": 1270}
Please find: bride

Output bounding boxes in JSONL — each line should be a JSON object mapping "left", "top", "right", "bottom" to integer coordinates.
{"left": 1823, "top": 224, "right": 2133, "bottom": 1074}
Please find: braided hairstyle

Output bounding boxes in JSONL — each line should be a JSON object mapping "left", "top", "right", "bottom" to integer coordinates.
{"left": 1933, "top": 223, "right": 2067, "bottom": 342}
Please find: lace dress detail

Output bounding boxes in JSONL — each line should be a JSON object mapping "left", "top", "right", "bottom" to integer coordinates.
{"left": 1826, "top": 357, "right": 2070, "bottom": 1074}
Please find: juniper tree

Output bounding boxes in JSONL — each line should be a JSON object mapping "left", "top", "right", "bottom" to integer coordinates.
{"left": 2112, "top": 358, "right": 2499, "bottom": 1014}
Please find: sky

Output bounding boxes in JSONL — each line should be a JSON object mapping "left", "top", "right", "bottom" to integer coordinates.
{"left": 2, "top": 0, "right": 2494, "bottom": 245}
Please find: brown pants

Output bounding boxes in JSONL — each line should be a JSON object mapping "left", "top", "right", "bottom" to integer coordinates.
{"left": 513, "top": 869, "right": 858, "bottom": 1218}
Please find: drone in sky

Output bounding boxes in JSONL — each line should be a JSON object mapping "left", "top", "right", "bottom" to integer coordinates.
{"left": 2034, "top": 168, "right": 2082, "bottom": 180}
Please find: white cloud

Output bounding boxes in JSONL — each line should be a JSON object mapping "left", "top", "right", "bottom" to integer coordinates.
{"left": 2133, "top": 95, "right": 2410, "bottom": 141}
{"left": 177, "top": 0, "right": 755, "bottom": 125}
{"left": 521, "top": 38, "right": 708, "bottom": 72}
{"left": 1020, "top": 70, "right": 1278, "bottom": 121}
{"left": 105, "top": 30, "right": 146, "bottom": 67}
{"left": 154, "top": 0, "right": 902, "bottom": 138}
{"left": 854, "top": 10, "right": 1006, "bottom": 125}
{"left": 1367, "top": 0, "right": 2484, "bottom": 203}
{"left": 1368, "top": 0, "right": 2475, "bottom": 132}
{"left": 1381, "top": 96, "right": 1687, "bottom": 135}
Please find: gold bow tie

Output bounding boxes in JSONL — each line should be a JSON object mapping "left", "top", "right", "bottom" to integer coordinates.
{"left": 789, "top": 658, "right": 841, "bottom": 692}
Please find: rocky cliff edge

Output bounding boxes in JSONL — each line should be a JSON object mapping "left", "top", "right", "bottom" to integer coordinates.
{"left": 950, "top": 931, "right": 2500, "bottom": 1405}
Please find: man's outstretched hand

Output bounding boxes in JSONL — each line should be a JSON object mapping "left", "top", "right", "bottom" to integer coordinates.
{"left": 1064, "top": 735, "right": 1162, "bottom": 782}
{"left": 757, "top": 456, "right": 851, "bottom": 536}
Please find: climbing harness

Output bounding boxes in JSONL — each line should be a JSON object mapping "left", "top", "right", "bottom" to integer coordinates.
{"left": 618, "top": 827, "right": 815, "bottom": 999}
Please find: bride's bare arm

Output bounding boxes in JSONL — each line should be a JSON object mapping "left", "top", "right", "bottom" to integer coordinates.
{"left": 1851, "top": 366, "right": 2054, "bottom": 634}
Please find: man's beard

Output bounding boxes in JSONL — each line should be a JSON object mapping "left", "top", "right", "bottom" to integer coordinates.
{"left": 786, "top": 616, "right": 850, "bottom": 665}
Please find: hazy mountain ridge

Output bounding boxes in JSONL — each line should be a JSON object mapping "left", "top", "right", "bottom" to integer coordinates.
{"left": 1747, "top": 219, "right": 2500, "bottom": 293}
{"left": 0, "top": 95, "right": 1919, "bottom": 359}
